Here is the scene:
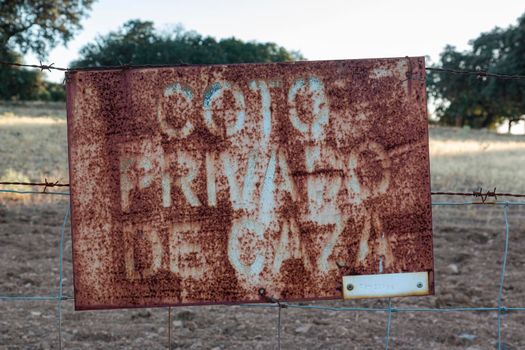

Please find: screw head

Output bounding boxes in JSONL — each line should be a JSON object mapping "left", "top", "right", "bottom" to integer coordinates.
{"left": 417, "top": 282, "right": 423, "bottom": 289}
{"left": 346, "top": 283, "right": 354, "bottom": 291}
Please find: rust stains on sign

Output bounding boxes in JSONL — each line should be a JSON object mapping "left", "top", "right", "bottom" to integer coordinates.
{"left": 66, "top": 57, "right": 433, "bottom": 310}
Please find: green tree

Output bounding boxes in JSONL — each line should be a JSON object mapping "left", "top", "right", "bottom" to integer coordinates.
{"left": 0, "top": 0, "right": 96, "bottom": 100}
{"left": 0, "top": 50, "right": 47, "bottom": 100}
{"left": 0, "top": 0, "right": 96, "bottom": 55}
{"left": 72, "top": 19, "right": 303, "bottom": 67}
{"left": 428, "top": 12, "right": 525, "bottom": 129}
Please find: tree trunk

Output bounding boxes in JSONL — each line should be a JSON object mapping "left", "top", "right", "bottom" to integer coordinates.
{"left": 481, "top": 114, "right": 495, "bottom": 129}
{"left": 455, "top": 115, "right": 462, "bottom": 127}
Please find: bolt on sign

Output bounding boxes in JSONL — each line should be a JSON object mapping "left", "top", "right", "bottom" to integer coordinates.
{"left": 66, "top": 57, "right": 433, "bottom": 310}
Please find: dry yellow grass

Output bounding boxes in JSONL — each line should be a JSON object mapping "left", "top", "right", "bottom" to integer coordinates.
{"left": 0, "top": 105, "right": 68, "bottom": 201}
{"left": 429, "top": 126, "right": 525, "bottom": 193}
{"left": 0, "top": 101, "right": 66, "bottom": 118}
{"left": 1, "top": 103, "right": 525, "bottom": 200}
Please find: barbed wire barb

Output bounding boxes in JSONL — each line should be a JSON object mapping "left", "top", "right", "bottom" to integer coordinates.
{"left": 0, "top": 180, "right": 69, "bottom": 188}
{"left": 0, "top": 60, "right": 68, "bottom": 72}
{"left": 3, "top": 181, "right": 525, "bottom": 202}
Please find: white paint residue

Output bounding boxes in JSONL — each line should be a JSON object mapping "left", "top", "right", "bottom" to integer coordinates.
{"left": 170, "top": 223, "right": 205, "bottom": 279}
{"left": 162, "top": 173, "right": 171, "bottom": 208}
{"left": 249, "top": 80, "right": 272, "bottom": 147}
{"left": 221, "top": 151, "right": 258, "bottom": 211}
{"left": 357, "top": 215, "right": 371, "bottom": 263}
{"left": 345, "top": 142, "right": 391, "bottom": 204}
{"left": 124, "top": 226, "right": 163, "bottom": 280}
{"left": 158, "top": 82, "right": 194, "bottom": 139}
{"left": 139, "top": 159, "right": 154, "bottom": 188}
{"left": 309, "top": 76, "right": 329, "bottom": 141}
{"left": 272, "top": 219, "right": 302, "bottom": 273}
{"left": 318, "top": 215, "right": 345, "bottom": 272}
{"left": 369, "top": 67, "right": 393, "bottom": 79}
{"left": 205, "top": 152, "right": 217, "bottom": 206}
{"left": 228, "top": 218, "right": 266, "bottom": 282}
{"left": 288, "top": 78, "right": 308, "bottom": 134}
{"left": 176, "top": 151, "right": 202, "bottom": 207}
{"left": 288, "top": 76, "right": 330, "bottom": 141}
{"left": 259, "top": 149, "right": 277, "bottom": 225}
{"left": 277, "top": 149, "right": 298, "bottom": 202}
{"left": 203, "top": 81, "right": 246, "bottom": 137}
{"left": 119, "top": 158, "right": 134, "bottom": 212}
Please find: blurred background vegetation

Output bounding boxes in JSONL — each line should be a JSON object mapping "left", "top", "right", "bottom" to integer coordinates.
{"left": 427, "top": 13, "right": 525, "bottom": 131}
{"left": 0, "top": 0, "right": 96, "bottom": 101}
{"left": 0, "top": 1, "right": 301, "bottom": 103}
{"left": 1, "top": 1, "right": 524, "bottom": 131}
{"left": 70, "top": 19, "right": 303, "bottom": 67}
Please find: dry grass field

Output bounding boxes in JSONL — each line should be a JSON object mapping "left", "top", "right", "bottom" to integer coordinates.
{"left": 1, "top": 103, "right": 525, "bottom": 349}
{"left": 2, "top": 104, "right": 524, "bottom": 199}
{"left": 0, "top": 102, "right": 68, "bottom": 202}
{"left": 429, "top": 127, "right": 525, "bottom": 193}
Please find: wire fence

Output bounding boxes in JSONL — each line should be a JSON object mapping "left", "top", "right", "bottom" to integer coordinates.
{"left": 4, "top": 59, "right": 525, "bottom": 80}
{"left": 1, "top": 186, "right": 524, "bottom": 349}
{"left": 1, "top": 58, "right": 525, "bottom": 349}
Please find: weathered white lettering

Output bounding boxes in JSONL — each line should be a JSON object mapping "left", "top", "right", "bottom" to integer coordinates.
{"left": 120, "top": 77, "right": 394, "bottom": 282}
{"left": 288, "top": 76, "right": 329, "bottom": 141}
{"left": 158, "top": 82, "right": 195, "bottom": 139}
{"left": 203, "top": 81, "right": 246, "bottom": 137}
{"left": 228, "top": 218, "right": 266, "bottom": 282}
{"left": 123, "top": 225, "right": 164, "bottom": 280}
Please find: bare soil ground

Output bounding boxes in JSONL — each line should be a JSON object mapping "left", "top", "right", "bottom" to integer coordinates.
{"left": 1, "top": 104, "right": 525, "bottom": 349}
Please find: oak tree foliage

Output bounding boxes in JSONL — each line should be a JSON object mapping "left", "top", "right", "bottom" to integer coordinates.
{"left": 428, "top": 12, "right": 525, "bottom": 129}
{"left": 0, "top": 0, "right": 95, "bottom": 100}
{"left": 72, "top": 19, "right": 303, "bottom": 67}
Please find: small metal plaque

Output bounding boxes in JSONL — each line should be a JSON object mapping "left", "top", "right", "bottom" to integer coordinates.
{"left": 342, "top": 272, "right": 429, "bottom": 299}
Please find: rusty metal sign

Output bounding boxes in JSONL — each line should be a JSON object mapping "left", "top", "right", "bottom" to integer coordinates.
{"left": 66, "top": 57, "right": 433, "bottom": 310}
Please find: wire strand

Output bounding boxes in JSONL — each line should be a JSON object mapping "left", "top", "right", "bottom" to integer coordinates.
{"left": 497, "top": 204, "right": 510, "bottom": 350}
{"left": 2, "top": 181, "right": 525, "bottom": 202}
{"left": 385, "top": 299, "right": 393, "bottom": 350}
{"left": 2, "top": 60, "right": 525, "bottom": 80}
{"left": 0, "top": 181, "right": 69, "bottom": 188}
{"left": 56, "top": 205, "right": 70, "bottom": 350}
{"left": 426, "top": 67, "right": 525, "bottom": 80}
{"left": 0, "top": 60, "right": 68, "bottom": 71}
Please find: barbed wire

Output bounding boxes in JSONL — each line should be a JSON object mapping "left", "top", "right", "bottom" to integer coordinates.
{"left": 0, "top": 181, "right": 69, "bottom": 187}
{"left": 2, "top": 181, "right": 525, "bottom": 203}
{"left": 425, "top": 67, "right": 525, "bottom": 80}
{"left": 0, "top": 60, "right": 67, "bottom": 72}
{"left": 431, "top": 187, "right": 525, "bottom": 202}
{"left": 0, "top": 179, "right": 69, "bottom": 193}
{"left": 2, "top": 60, "right": 525, "bottom": 80}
